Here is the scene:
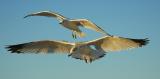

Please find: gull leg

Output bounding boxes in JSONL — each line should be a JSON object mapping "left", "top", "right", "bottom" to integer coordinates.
{"left": 74, "top": 33, "right": 77, "bottom": 39}
{"left": 84, "top": 59, "right": 88, "bottom": 63}
{"left": 72, "top": 32, "right": 75, "bottom": 38}
{"left": 72, "top": 31, "right": 77, "bottom": 39}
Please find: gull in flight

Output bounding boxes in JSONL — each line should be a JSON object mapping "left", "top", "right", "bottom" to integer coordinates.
{"left": 6, "top": 36, "right": 149, "bottom": 63}
{"left": 24, "top": 11, "right": 110, "bottom": 39}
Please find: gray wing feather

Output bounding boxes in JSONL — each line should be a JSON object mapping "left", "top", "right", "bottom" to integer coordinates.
{"left": 6, "top": 40, "right": 74, "bottom": 54}
{"left": 71, "top": 19, "right": 110, "bottom": 36}
{"left": 24, "top": 11, "right": 67, "bottom": 22}
{"left": 86, "top": 36, "right": 149, "bottom": 52}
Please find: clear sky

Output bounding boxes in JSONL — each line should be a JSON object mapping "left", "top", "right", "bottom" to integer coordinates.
{"left": 0, "top": 0, "right": 160, "bottom": 79}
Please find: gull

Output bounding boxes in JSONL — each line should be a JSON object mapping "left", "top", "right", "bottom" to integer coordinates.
{"left": 24, "top": 11, "right": 110, "bottom": 39}
{"left": 6, "top": 36, "right": 149, "bottom": 63}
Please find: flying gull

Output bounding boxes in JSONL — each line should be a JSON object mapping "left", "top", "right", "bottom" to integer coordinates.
{"left": 6, "top": 36, "right": 149, "bottom": 63}
{"left": 24, "top": 11, "right": 110, "bottom": 39}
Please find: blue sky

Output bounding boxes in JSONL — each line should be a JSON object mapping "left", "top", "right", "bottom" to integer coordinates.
{"left": 0, "top": 0, "right": 160, "bottom": 79}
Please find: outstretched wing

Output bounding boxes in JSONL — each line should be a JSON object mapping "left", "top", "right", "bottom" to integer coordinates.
{"left": 24, "top": 11, "right": 67, "bottom": 22}
{"left": 6, "top": 40, "right": 74, "bottom": 54}
{"left": 86, "top": 36, "right": 149, "bottom": 52}
{"left": 71, "top": 19, "right": 111, "bottom": 36}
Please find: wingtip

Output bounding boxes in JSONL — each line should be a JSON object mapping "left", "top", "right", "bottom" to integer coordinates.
{"left": 5, "top": 44, "right": 25, "bottom": 53}
{"left": 23, "top": 15, "right": 30, "bottom": 18}
{"left": 142, "top": 38, "right": 150, "bottom": 46}
{"left": 5, "top": 45, "right": 14, "bottom": 53}
{"left": 131, "top": 38, "right": 150, "bottom": 47}
{"left": 23, "top": 16, "right": 27, "bottom": 18}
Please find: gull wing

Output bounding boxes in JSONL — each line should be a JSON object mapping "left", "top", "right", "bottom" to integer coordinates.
{"left": 24, "top": 11, "right": 67, "bottom": 22}
{"left": 86, "top": 36, "right": 149, "bottom": 52}
{"left": 71, "top": 19, "right": 110, "bottom": 36}
{"left": 6, "top": 40, "right": 74, "bottom": 54}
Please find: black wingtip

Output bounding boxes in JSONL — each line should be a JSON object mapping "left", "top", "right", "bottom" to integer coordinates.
{"left": 5, "top": 44, "right": 25, "bottom": 53}
{"left": 131, "top": 38, "right": 149, "bottom": 47}
{"left": 24, "top": 15, "right": 29, "bottom": 18}
{"left": 24, "top": 14, "right": 33, "bottom": 18}
{"left": 142, "top": 38, "right": 149, "bottom": 45}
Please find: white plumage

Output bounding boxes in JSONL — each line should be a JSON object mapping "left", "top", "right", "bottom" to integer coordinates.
{"left": 6, "top": 36, "right": 149, "bottom": 63}
{"left": 24, "top": 11, "right": 110, "bottom": 39}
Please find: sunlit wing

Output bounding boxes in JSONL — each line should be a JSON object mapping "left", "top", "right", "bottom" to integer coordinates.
{"left": 86, "top": 36, "right": 149, "bottom": 52}
{"left": 70, "top": 46, "right": 106, "bottom": 63}
{"left": 24, "top": 11, "right": 67, "bottom": 22}
{"left": 6, "top": 40, "right": 74, "bottom": 54}
{"left": 71, "top": 19, "right": 110, "bottom": 35}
